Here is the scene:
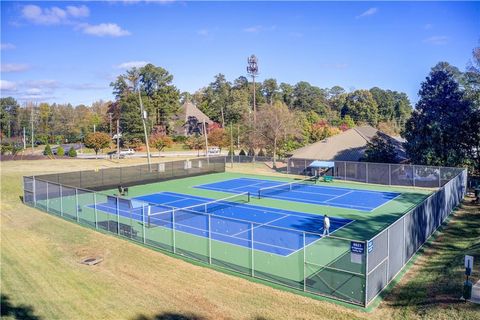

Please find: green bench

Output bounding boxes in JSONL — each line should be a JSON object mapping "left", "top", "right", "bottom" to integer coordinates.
{"left": 323, "top": 175, "right": 334, "bottom": 182}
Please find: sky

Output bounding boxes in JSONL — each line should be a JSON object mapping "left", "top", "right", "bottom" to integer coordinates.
{"left": 1, "top": 1, "right": 479, "bottom": 106}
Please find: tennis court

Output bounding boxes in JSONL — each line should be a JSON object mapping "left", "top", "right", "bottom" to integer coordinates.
{"left": 194, "top": 177, "right": 401, "bottom": 211}
{"left": 92, "top": 191, "right": 354, "bottom": 256}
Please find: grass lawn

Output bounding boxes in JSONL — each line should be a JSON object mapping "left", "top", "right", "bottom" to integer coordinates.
{"left": 1, "top": 158, "right": 479, "bottom": 319}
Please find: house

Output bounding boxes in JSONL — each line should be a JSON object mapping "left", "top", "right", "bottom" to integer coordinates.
{"left": 171, "top": 102, "right": 214, "bottom": 136}
{"left": 290, "top": 125, "right": 407, "bottom": 162}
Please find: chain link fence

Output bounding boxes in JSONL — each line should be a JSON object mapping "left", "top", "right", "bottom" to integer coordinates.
{"left": 22, "top": 156, "right": 467, "bottom": 307}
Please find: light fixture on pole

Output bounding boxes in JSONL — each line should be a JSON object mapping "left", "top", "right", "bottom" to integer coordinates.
{"left": 246, "top": 54, "right": 259, "bottom": 124}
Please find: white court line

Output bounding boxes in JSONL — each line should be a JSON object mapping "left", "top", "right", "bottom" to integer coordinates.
{"left": 366, "top": 193, "right": 404, "bottom": 212}
{"left": 230, "top": 180, "right": 273, "bottom": 190}
{"left": 230, "top": 214, "right": 290, "bottom": 237}
{"left": 284, "top": 219, "right": 358, "bottom": 257}
{"left": 324, "top": 191, "right": 355, "bottom": 203}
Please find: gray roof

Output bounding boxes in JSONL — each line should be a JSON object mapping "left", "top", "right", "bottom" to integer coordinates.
{"left": 291, "top": 125, "right": 406, "bottom": 162}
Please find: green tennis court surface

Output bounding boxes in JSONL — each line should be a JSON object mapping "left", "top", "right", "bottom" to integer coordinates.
{"left": 35, "top": 171, "right": 432, "bottom": 305}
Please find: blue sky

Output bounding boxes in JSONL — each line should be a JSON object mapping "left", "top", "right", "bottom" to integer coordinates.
{"left": 1, "top": 1, "right": 479, "bottom": 106}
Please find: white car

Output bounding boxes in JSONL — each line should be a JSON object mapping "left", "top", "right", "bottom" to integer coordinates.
{"left": 207, "top": 147, "right": 220, "bottom": 155}
{"left": 119, "top": 149, "right": 135, "bottom": 156}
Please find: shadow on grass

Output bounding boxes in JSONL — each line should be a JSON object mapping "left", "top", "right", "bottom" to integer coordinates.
{"left": 1, "top": 294, "right": 41, "bottom": 320}
{"left": 132, "top": 313, "right": 205, "bottom": 320}
{"left": 132, "top": 314, "right": 272, "bottom": 320}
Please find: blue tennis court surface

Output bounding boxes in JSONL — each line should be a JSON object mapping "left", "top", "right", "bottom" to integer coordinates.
{"left": 91, "top": 192, "right": 353, "bottom": 256}
{"left": 194, "top": 177, "right": 401, "bottom": 211}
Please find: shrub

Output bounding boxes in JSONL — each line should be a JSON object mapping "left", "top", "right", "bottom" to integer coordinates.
{"left": 257, "top": 149, "right": 265, "bottom": 157}
{"left": 56, "top": 146, "right": 65, "bottom": 157}
{"left": 247, "top": 148, "right": 255, "bottom": 156}
{"left": 43, "top": 144, "right": 52, "bottom": 156}
{"left": 239, "top": 149, "right": 246, "bottom": 156}
{"left": 68, "top": 147, "right": 77, "bottom": 157}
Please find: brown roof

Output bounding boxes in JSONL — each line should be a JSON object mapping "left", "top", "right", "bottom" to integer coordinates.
{"left": 176, "top": 102, "right": 213, "bottom": 124}
{"left": 291, "top": 125, "right": 406, "bottom": 162}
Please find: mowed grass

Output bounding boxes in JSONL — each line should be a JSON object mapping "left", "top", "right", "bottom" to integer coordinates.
{"left": 1, "top": 158, "right": 479, "bottom": 320}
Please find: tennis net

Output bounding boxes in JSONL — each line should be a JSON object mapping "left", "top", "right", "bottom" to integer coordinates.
{"left": 147, "top": 192, "right": 251, "bottom": 228}
{"left": 258, "top": 177, "right": 316, "bottom": 199}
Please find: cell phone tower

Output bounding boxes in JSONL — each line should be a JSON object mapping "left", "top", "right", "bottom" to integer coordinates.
{"left": 246, "top": 55, "right": 259, "bottom": 124}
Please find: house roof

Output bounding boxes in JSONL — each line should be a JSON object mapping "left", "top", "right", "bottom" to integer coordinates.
{"left": 176, "top": 102, "right": 213, "bottom": 124}
{"left": 290, "top": 125, "right": 406, "bottom": 162}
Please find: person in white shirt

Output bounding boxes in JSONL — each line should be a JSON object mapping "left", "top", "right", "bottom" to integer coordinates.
{"left": 322, "top": 214, "right": 330, "bottom": 236}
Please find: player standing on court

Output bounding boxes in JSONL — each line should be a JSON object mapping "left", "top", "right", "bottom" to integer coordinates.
{"left": 322, "top": 214, "right": 330, "bottom": 236}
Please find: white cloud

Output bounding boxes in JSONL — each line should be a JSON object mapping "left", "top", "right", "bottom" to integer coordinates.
{"left": 21, "top": 4, "right": 89, "bottom": 25}
{"left": 79, "top": 23, "right": 131, "bottom": 37}
{"left": 116, "top": 61, "right": 149, "bottom": 69}
{"left": 26, "top": 88, "right": 43, "bottom": 96}
{"left": 243, "top": 25, "right": 276, "bottom": 33}
{"left": 66, "top": 5, "right": 90, "bottom": 18}
{"left": 68, "top": 83, "right": 106, "bottom": 90}
{"left": 356, "top": 7, "right": 378, "bottom": 19}
{"left": 0, "top": 80, "right": 17, "bottom": 91}
{"left": 25, "top": 80, "right": 59, "bottom": 89}
{"left": 1, "top": 63, "right": 30, "bottom": 73}
{"left": 1, "top": 43, "right": 16, "bottom": 50}
{"left": 423, "top": 36, "right": 449, "bottom": 45}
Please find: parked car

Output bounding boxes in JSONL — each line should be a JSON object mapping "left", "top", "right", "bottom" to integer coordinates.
{"left": 119, "top": 149, "right": 135, "bottom": 156}
{"left": 207, "top": 146, "right": 220, "bottom": 155}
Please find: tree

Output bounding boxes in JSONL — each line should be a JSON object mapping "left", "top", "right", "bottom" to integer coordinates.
{"left": 207, "top": 127, "right": 228, "bottom": 151}
{"left": 57, "top": 146, "right": 65, "bottom": 157}
{"left": 150, "top": 134, "right": 173, "bottom": 155}
{"left": 262, "top": 78, "right": 279, "bottom": 105}
{"left": 84, "top": 132, "right": 111, "bottom": 158}
{"left": 363, "top": 135, "right": 397, "bottom": 163}
{"left": 256, "top": 101, "right": 300, "bottom": 167}
{"left": 0, "top": 97, "right": 20, "bottom": 138}
{"left": 43, "top": 144, "right": 52, "bottom": 156}
{"left": 403, "top": 68, "right": 477, "bottom": 167}
{"left": 185, "top": 134, "right": 204, "bottom": 156}
{"left": 68, "top": 147, "right": 77, "bottom": 157}
{"left": 292, "top": 81, "right": 328, "bottom": 115}
{"left": 341, "top": 90, "right": 378, "bottom": 126}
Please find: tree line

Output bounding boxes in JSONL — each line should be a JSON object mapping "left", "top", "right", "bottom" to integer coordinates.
{"left": 1, "top": 45, "right": 478, "bottom": 173}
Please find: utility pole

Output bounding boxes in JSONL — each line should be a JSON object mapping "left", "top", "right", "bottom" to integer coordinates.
{"left": 93, "top": 124, "right": 96, "bottom": 133}
{"left": 203, "top": 119, "right": 209, "bottom": 161}
{"left": 23, "top": 127, "right": 26, "bottom": 149}
{"left": 247, "top": 55, "right": 259, "bottom": 124}
{"left": 230, "top": 123, "right": 234, "bottom": 168}
{"left": 108, "top": 112, "right": 113, "bottom": 137}
{"left": 30, "top": 105, "right": 35, "bottom": 153}
{"left": 116, "top": 119, "right": 120, "bottom": 160}
{"left": 138, "top": 90, "right": 151, "bottom": 169}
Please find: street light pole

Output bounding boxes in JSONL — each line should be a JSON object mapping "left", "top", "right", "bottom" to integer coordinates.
{"left": 138, "top": 89, "right": 152, "bottom": 170}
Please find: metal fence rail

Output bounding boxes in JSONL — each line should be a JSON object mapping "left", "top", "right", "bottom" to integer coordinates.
{"left": 22, "top": 156, "right": 467, "bottom": 307}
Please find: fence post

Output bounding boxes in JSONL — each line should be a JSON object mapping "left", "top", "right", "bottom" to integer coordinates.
{"left": 388, "top": 164, "right": 392, "bottom": 186}
{"left": 413, "top": 165, "right": 416, "bottom": 187}
{"left": 32, "top": 176, "right": 37, "bottom": 207}
{"left": 60, "top": 185, "right": 64, "bottom": 217}
{"left": 93, "top": 192, "right": 97, "bottom": 229}
{"left": 364, "top": 239, "right": 369, "bottom": 307}
{"left": 344, "top": 162, "right": 347, "bottom": 180}
{"left": 366, "top": 162, "right": 369, "bottom": 183}
{"left": 75, "top": 188, "right": 79, "bottom": 222}
{"left": 303, "top": 231, "right": 306, "bottom": 292}
{"left": 208, "top": 214, "right": 212, "bottom": 264}
{"left": 438, "top": 167, "right": 442, "bottom": 188}
{"left": 172, "top": 209, "right": 176, "bottom": 254}
{"left": 46, "top": 182, "right": 49, "bottom": 212}
{"left": 142, "top": 204, "right": 146, "bottom": 244}
{"left": 116, "top": 196, "right": 120, "bottom": 235}
{"left": 251, "top": 222, "right": 255, "bottom": 277}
